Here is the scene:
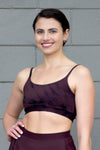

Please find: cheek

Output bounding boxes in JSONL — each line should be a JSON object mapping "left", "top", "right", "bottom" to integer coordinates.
{"left": 35, "top": 35, "right": 41, "bottom": 44}
{"left": 55, "top": 35, "right": 63, "bottom": 44}
{"left": 54, "top": 32, "right": 64, "bottom": 42}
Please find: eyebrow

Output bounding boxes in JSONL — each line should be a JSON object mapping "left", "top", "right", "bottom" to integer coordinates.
{"left": 35, "top": 28, "right": 58, "bottom": 31}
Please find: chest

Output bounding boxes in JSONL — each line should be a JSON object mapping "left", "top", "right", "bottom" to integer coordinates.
{"left": 23, "top": 80, "right": 75, "bottom": 113}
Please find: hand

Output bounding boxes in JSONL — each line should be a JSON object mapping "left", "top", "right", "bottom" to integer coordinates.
{"left": 7, "top": 121, "right": 24, "bottom": 142}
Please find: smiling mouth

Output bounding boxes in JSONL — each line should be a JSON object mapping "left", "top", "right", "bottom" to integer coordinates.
{"left": 41, "top": 43, "right": 54, "bottom": 48}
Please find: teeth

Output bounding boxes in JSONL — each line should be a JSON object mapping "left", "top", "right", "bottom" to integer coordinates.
{"left": 43, "top": 44, "right": 52, "bottom": 46}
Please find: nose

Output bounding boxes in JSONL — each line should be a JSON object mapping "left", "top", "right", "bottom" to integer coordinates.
{"left": 43, "top": 32, "right": 50, "bottom": 41}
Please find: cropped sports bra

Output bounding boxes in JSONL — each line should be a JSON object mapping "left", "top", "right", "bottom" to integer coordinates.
{"left": 23, "top": 64, "right": 79, "bottom": 122}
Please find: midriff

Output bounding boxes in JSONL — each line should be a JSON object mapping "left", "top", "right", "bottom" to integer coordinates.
{"left": 22, "top": 111, "right": 72, "bottom": 133}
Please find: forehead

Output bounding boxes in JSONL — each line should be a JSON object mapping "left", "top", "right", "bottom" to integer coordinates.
{"left": 35, "top": 17, "right": 62, "bottom": 30}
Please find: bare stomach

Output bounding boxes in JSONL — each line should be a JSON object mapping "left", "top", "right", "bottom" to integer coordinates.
{"left": 22, "top": 111, "right": 72, "bottom": 133}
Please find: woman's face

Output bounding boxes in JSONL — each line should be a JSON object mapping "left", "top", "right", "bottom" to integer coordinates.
{"left": 34, "top": 17, "right": 69, "bottom": 55}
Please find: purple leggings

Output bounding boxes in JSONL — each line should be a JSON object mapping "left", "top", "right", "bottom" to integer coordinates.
{"left": 9, "top": 127, "right": 76, "bottom": 150}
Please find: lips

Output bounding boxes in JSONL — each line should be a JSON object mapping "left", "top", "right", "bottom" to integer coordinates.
{"left": 41, "top": 42, "right": 54, "bottom": 48}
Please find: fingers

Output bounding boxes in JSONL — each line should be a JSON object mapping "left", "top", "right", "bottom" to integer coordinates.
{"left": 7, "top": 121, "right": 24, "bottom": 141}
{"left": 16, "top": 121, "right": 24, "bottom": 128}
{"left": 15, "top": 125, "right": 23, "bottom": 135}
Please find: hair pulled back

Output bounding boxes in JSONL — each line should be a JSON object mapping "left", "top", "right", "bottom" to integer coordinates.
{"left": 32, "top": 8, "right": 70, "bottom": 46}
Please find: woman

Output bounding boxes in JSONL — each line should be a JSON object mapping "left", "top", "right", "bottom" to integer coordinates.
{"left": 3, "top": 9, "right": 95, "bottom": 150}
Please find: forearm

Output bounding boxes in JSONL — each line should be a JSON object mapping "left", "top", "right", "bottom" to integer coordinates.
{"left": 3, "top": 112, "right": 24, "bottom": 142}
{"left": 78, "top": 137, "right": 92, "bottom": 150}
{"left": 3, "top": 113, "right": 18, "bottom": 133}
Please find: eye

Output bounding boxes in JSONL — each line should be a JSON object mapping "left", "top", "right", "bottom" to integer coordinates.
{"left": 36, "top": 30, "right": 43, "bottom": 34}
{"left": 50, "top": 30, "right": 57, "bottom": 33}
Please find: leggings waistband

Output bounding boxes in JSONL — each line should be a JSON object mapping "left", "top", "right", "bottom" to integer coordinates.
{"left": 20, "top": 126, "right": 71, "bottom": 140}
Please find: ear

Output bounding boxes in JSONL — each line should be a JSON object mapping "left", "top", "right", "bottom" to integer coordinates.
{"left": 63, "top": 29, "right": 69, "bottom": 41}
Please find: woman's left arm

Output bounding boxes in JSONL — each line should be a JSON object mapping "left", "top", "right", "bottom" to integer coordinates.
{"left": 75, "top": 66, "right": 95, "bottom": 150}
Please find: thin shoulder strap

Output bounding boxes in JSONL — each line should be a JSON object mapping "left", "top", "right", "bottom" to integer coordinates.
{"left": 66, "top": 64, "right": 80, "bottom": 78}
{"left": 29, "top": 67, "right": 33, "bottom": 78}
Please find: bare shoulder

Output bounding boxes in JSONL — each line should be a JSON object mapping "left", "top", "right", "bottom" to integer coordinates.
{"left": 17, "top": 68, "right": 31, "bottom": 80}
{"left": 75, "top": 65, "right": 92, "bottom": 80}
{"left": 68, "top": 64, "right": 94, "bottom": 93}
{"left": 74, "top": 65, "right": 94, "bottom": 90}
{"left": 15, "top": 68, "right": 32, "bottom": 92}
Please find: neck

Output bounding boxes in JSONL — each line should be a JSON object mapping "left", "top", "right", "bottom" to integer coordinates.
{"left": 41, "top": 51, "right": 68, "bottom": 69}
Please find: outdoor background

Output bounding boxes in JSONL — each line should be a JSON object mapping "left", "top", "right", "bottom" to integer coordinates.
{"left": 0, "top": 0, "right": 100, "bottom": 149}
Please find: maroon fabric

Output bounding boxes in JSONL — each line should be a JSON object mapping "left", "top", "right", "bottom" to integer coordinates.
{"left": 9, "top": 127, "right": 76, "bottom": 150}
{"left": 23, "top": 65, "right": 79, "bottom": 122}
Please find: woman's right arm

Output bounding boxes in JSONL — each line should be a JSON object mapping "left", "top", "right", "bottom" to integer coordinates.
{"left": 3, "top": 69, "right": 30, "bottom": 142}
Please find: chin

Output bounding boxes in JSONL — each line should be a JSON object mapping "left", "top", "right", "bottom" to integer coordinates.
{"left": 42, "top": 51, "right": 55, "bottom": 55}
